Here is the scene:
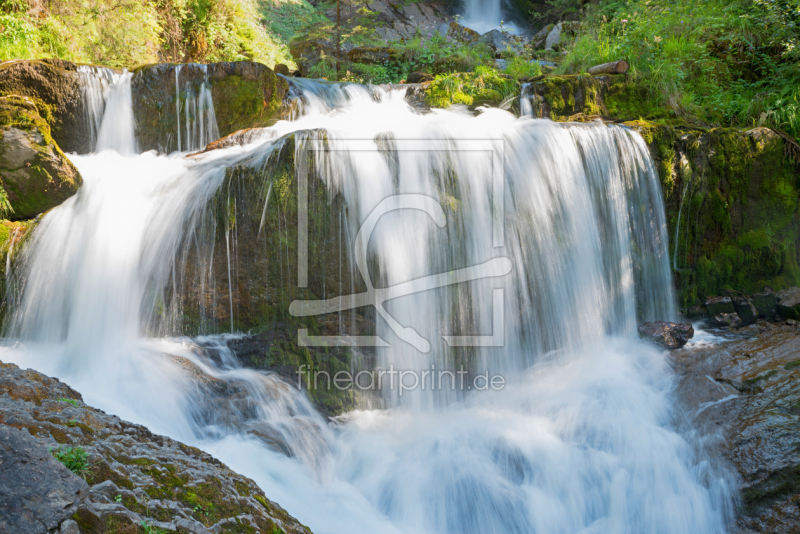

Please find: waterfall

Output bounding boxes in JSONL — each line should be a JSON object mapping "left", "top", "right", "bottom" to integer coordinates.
{"left": 78, "top": 66, "right": 136, "bottom": 154}
{"left": 173, "top": 64, "right": 220, "bottom": 153}
{"left": 0, "top": 79, "right": 734, "bottom": 534}
{"left": 461, "top": 0, "right": 505, "bottom": 34}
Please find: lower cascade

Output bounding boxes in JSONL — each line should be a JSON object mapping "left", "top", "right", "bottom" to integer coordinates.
{"left": 0, "top": 77, "right": 735, "bottom": 534}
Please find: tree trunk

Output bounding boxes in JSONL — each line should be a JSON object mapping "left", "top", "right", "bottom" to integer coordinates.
{"left": 587, "top": 60, "right": 629, "bottom": 75}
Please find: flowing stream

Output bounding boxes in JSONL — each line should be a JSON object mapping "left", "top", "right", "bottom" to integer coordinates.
{"left": 0, "top": 73, "right": 734, "bottom": 533}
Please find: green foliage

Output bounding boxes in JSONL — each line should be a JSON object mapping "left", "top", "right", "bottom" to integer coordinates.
{"left": 57, "top": 397, "right": 79, "bottom": 407}
{"left": 558, "top": 0, "right": 800, "bottom": 141}
{"left": 50, "top": 445, "right": 91, "bottom": 477}
{"left": 503, "top": 56, "right": 543, "bottom": 79}
{"left": 140, "top": 520, "right": 168, "bottom": 534}
{"left": 426, "top": 66, "right": 519, "bottom": 108}
{"left": 339, "top": 32, "right": 495, "bottom": 84}
{"left": 0, "top": 0, "right": 300, "bottom": 67}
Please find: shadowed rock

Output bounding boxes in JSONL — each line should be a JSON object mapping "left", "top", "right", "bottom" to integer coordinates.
{"left": 638, "top": 321, "right": 694, "bottom": 349}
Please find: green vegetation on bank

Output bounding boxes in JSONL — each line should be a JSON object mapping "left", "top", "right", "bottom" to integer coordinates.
{"left": 553, "top": 0, "right": 800, "bottom": 140}
{"left": 0, "top": 0, "right": 302, "bottom": 67}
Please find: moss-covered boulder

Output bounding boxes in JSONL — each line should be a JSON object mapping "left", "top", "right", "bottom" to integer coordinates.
{"left": 521, "top": 73, "right": 670, "bottom": 121}
{"left": 0, "top": 95, "right": 82, "bottom": 220}
{"left": 0, "top": 59, "right": 96, "bottom": 154}
{"left": 131, "top": 62, "right": 289, "bottom": 153}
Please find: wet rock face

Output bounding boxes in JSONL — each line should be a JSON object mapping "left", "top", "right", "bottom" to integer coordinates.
{"left": 0, "top": 95, "right": 82, "bottom": 219}
{"left": 0, "top": 361, "right": 312, "bottom": 534}
{"left": 671, "top": 324, "right": 800, "bottom": 533}
{"left": 0, "top": 59, "right": 94, "bottom": 154}
{"left": 131, "top": 62, "right": 289, "bottom": 153}
{"left": 734, "top": 297, "right": 759, "bottom": 326}
{"left": 638, "top": 321, "right": 694, "bottom": 349}
{"left": 0, "top": 425, "right": 88, "bottom": 534}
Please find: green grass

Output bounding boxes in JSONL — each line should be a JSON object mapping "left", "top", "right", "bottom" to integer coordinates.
{"left": 57, "top": 397, "right": 79, "bottom": 407}
{"left": 50, "top": 445, "right": 92, "bottom": 477}
{"left": 556, "top": 0, "right": 800, "bottom": 140}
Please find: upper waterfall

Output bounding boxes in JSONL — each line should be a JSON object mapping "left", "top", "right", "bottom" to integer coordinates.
{"left": 0, "top": 78, "right": 732, "bottom": 534}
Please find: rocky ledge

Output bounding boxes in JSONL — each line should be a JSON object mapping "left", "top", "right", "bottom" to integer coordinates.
{"left": 673, "top": 322, "right": 800, "bottom": 533}
{"left": 0, "top": 360, "right": 311, "bottom": 534}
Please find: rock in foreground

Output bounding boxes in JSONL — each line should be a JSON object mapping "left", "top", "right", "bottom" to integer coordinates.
{"left": 638, "top": 321, "right": 694, "bottom": 349}
{"left": 671, "top": 322, "right": 800, "bottom": 533}
{"left": 0, "top": 360, "right": 312, "bottom": 534}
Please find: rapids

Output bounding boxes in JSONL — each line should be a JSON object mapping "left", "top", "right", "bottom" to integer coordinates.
{"left": 0, "top": 72, "right": 735, "bottom": 533}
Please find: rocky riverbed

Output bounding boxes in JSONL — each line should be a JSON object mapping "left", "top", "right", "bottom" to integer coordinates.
{"left": 672, "top": 321, "right": 800, "bottom": 533}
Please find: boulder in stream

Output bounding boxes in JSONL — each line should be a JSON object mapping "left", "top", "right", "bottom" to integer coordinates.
{"left": 0, "top": 95, "right": 82, "bottom": 219}
{"left": 776, "top": 286, "right": 800, "bottom": 320}
{"left": 705, "top": 296, "right": 735, "bottom": 316}
{"left": 638, "top": 321, "right": 694, "bottom": 349}
{"left": 733, "top": 297, "right": 759, "bottom": 326}
{"left": 708, "top": 312, "right": 743, "bottom": 329}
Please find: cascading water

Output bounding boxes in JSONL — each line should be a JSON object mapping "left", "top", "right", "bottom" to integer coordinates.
{"left": 0, "top": 77, "right": 735, "bottom": 534}
{"left": 461, "top": 0, "right": 515, "bottom": 34}
{"left": 174, "top": 64, "right": 220, "bottom": 153}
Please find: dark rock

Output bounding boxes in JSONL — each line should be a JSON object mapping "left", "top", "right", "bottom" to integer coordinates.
{"left": 0, "top": 360, "right": 312, "bottom": 534}
{"left": 752, "top": 289, "right": 778, "bottom": 320}
{"left": 708, "top": 312, "right": 742, "bottom": 329}
{"left": 0, "top": 95, "right": 82, "bottom": 219}
{"left": 0, "top": 59, "right": 100, "bottom": 153}
{"left": 446, "top": 22, "right": 480, "bottom": 43}
{"left": 131, "top": 62, "right": 289, "bottom": 153}
{"left": 733, "top": 297, "right": 758, "bottom": 326}
{"left": 274, "top": 63, "right": 291, "bottom": 76}
{"left": 776, "top": 287, "right": 800, "bottom": 320}
{"left": 685, "top": 305, "right": 705, "bottom": 319}
{"left": 477, "top": 29, "right": 518, "bottom": 56}
{"left": 705, "top": 296, "right": 735, "bottom": 316}
{"left": 638, "top": 321, "right": 694, "bottom": 349}
{"left": 0, "top": 424, "right": 88, "bottom": 534}
{"left": 406, "top": 71, "right": 434, "bottom": 84}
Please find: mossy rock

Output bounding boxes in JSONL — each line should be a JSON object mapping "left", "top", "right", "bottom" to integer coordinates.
{"left": 0, "top": 59, "right": 98, "bottom": 154}
{"left": 0, "top": 95, "right": 82, "bottom": 220}
{"left": 632, "top": 122, "right": 800, "bottom": 307}
{"left": 131, "top": 62, "right": 289, "bottom": 153}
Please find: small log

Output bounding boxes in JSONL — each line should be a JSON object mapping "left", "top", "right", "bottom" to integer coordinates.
{"left": 587, "top": 60, "right": 629, "bottom": 75}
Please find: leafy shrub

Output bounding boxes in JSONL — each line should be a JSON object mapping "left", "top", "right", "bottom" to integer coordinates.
{"left": 503, "top": 56, "right": 542, "bottom": 79}
{"left": 426, "top": 66, "right": 519, "bottom": 108}
{"left": 557, "top": 0, "right": 800, "bottom": 140}
{"left": 50, "top": 445, "right": 92, "bottom": 477}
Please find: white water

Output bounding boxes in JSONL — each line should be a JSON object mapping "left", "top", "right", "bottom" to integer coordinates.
{"left": 0, "top": 76, "right": 735, "bottom": 533}
{"left": 174, "top": 64, "right": 220, "bottom": 153}
{"left": 461, "top": 0, "right": 516, "bottom": 34}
